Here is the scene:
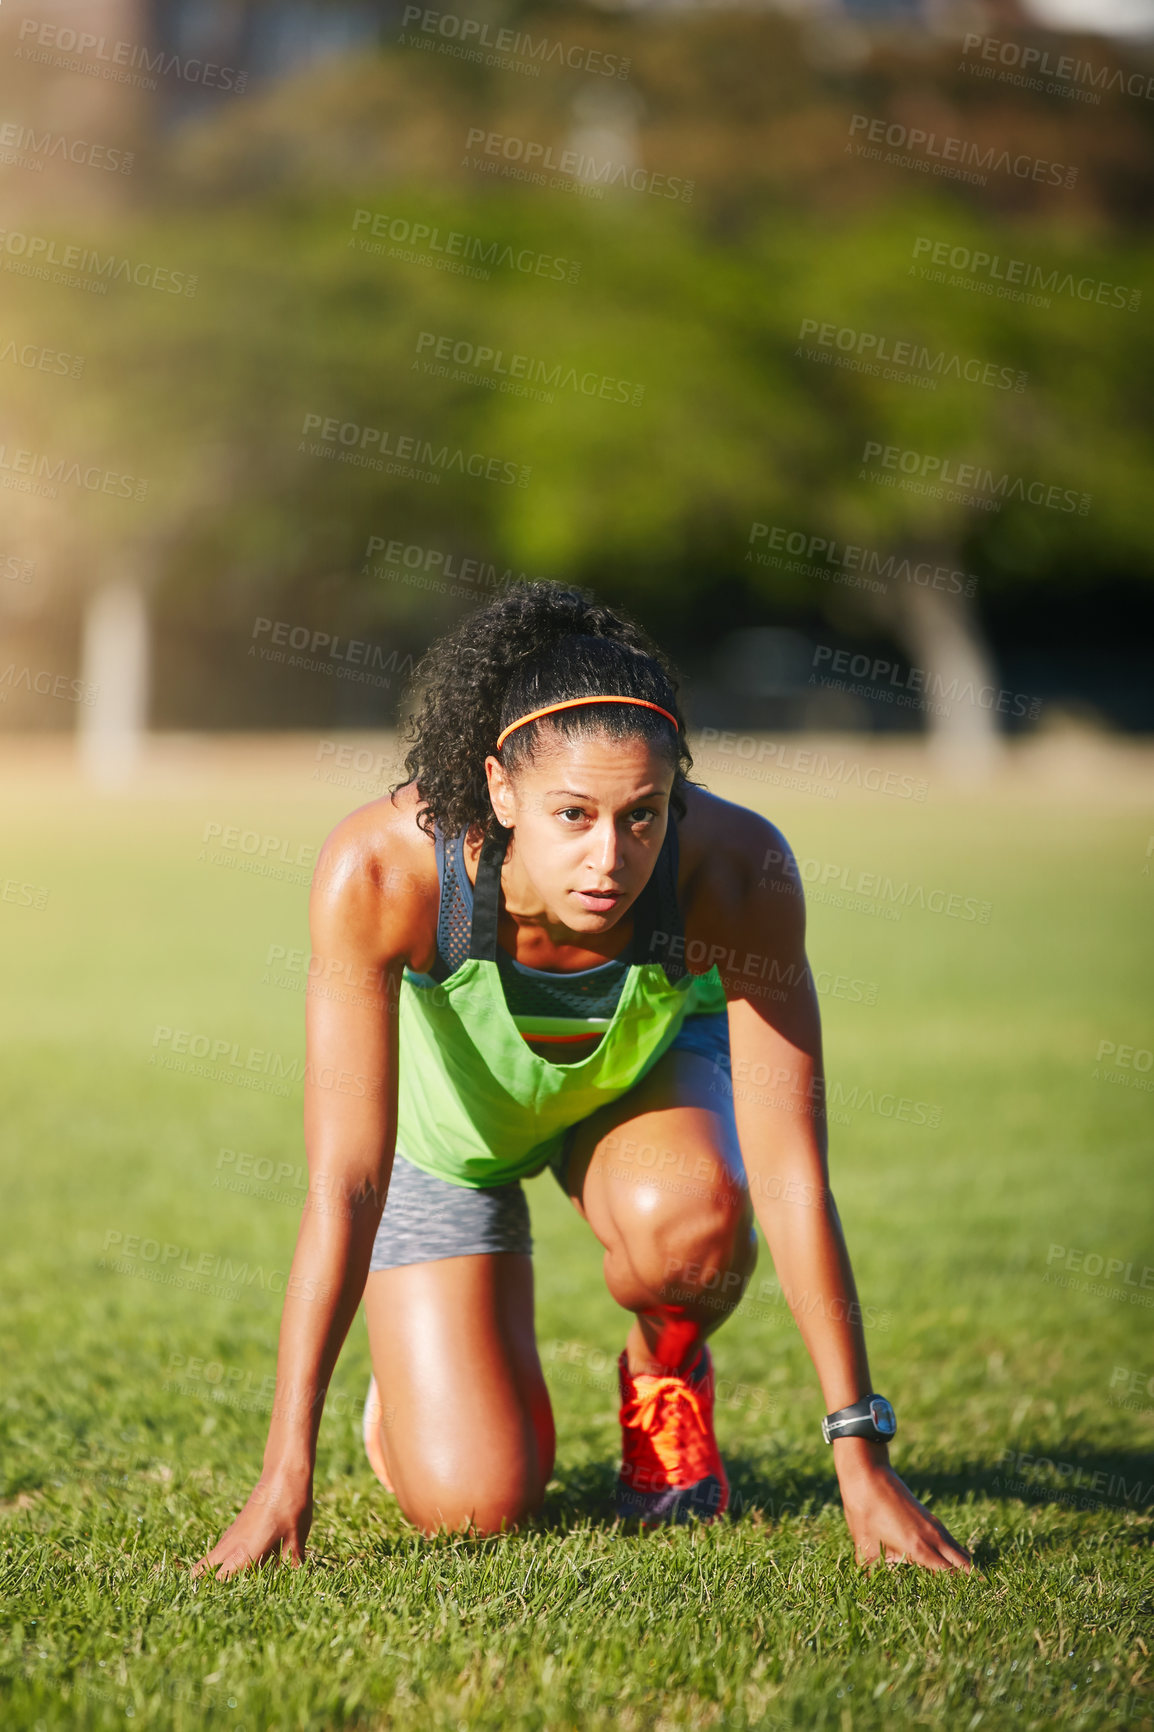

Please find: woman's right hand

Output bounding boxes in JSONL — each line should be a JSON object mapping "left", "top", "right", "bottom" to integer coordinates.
{"left": 190, "top": 1470, "right": 313, "bottom": 1581}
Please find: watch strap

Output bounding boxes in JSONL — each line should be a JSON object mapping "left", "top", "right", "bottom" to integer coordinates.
{"left": 821, "top": 1393, "right": 896, "bottom": 1444}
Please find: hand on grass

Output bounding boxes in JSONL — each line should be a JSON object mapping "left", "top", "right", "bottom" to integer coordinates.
{"left": 839, "top": 1460, "right": 973, "bottom": 1573}
{"left": 190, "top": 1472, "right": 313, "bottom": 1581}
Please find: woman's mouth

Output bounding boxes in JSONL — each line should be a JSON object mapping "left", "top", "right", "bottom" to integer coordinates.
{"left": 573, "top": 888, "right": 625, "bottom": 913}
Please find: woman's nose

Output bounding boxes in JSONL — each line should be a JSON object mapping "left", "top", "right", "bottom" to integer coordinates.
{"left": 592, "top": 824, "right": 624, "bottom": 873}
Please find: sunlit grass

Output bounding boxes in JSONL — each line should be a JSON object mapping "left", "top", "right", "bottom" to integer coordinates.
{"left": 1, "top": 744, "right": 1151, "bottom": 1730}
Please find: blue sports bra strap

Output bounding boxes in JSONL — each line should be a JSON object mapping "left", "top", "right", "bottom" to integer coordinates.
{"left": 433, "top": 823, "right": 446, "bottom": 895}
{"left": 468, "top": 825, "right": 511, "bottom": 961}
{"left": 427, "top": 822, "right": 450, "bottom": 984}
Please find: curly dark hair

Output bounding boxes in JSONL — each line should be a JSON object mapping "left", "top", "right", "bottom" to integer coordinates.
{"left": 391, "top": 582, "right": 696, "bottom": 840}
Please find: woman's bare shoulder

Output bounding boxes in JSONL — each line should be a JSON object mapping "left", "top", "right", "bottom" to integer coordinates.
{"left": 678, "top": 780, "right": 795, "bottom": 902}
{"left": 310, "top": 780, "right": 439, "bottom": 963}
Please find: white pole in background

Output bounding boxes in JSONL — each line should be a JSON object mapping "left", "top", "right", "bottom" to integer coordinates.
{"left": 77, "top": 581, "right": 151, "bottom": 788}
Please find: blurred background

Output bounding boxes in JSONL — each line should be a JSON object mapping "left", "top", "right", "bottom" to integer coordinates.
{"left": 0, "top": 0, "right": 1152, "bottom": 775}
{"left": 2, "top": 14, "right": 1152, "bottom": 1723}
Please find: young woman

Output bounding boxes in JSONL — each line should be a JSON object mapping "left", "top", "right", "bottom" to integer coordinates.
{"left": 193, "top": 584, "right": 971, "bottom": 1577}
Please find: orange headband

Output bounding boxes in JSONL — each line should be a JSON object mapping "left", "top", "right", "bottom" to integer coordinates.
{"left": 496, "top": 695, "right": 679, "bottom": 752}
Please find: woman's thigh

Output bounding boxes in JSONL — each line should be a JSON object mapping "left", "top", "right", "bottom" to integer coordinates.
{"left": 363, "top": 1252, "right": 555, "bottom": 1536}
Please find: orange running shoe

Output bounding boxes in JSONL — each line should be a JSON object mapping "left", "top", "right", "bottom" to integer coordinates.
{"left": 361, "top": 1376, "right": 394, "bottom": 1493}
{"left": 616, "top": 1344, "right": 729, "bottom": 1524}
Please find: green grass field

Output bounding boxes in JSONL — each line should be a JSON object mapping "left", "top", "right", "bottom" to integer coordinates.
{"left": 1, "top": 736, "right": 1151, "bottom": 1731}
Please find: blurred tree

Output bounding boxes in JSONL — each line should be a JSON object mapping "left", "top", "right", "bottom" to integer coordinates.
{"left": 1, "top": 3, "right": 1150, "bottom": 742}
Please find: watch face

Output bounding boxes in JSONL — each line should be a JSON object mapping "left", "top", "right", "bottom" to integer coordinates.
{"left": 870, "top": 1397, "right": 896, "bottom": 1437}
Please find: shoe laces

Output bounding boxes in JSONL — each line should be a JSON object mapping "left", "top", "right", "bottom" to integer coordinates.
{"left": 619, "top": 1352, "right": 719, "bottom": 1488}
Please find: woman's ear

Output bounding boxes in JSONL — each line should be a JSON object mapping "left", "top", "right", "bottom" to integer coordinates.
{"left": 483, "top": 754, "right": 516, "bottom": 828}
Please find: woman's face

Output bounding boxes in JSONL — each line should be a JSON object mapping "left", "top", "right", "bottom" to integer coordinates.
{"left": 484, "top": 731, "right": 675, "bottom": 935}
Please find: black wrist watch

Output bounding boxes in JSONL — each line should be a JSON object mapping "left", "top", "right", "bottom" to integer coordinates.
{"left": 821, "top": 1394, "right": 896, "bottom": 1444}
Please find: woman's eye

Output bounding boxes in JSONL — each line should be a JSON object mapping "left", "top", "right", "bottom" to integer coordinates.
{"left": 558, "top": 807, "right": 588, "bottom": 822}
{"left": 630, "top": 808, "right": 657, "bottom": 824}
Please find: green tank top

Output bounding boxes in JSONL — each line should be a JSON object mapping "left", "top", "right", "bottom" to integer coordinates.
{"left": 394, "top": 819, "right": 727, "bottom": 1188}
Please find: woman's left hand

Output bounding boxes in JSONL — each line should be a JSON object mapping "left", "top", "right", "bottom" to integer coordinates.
{"left": 838, "top": 1460, "right": 974, "bottom": 1572}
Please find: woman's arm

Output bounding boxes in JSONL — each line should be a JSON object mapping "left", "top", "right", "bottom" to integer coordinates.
{"left": 191, "top": 809, "right": 423, "bottom": 1580}
{"left": 687, "top": 799, "right": 972, "bottom": 1573}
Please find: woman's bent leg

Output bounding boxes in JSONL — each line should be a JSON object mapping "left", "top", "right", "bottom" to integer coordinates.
{"left": 363, "top": 1253, "right": 555, "bottom": 1537}
{"left": 556, "top": 1040, "right": 757, "bottom": 1520}
{"left": 562, "top": 1045, "right": 759, "bottom": 1374}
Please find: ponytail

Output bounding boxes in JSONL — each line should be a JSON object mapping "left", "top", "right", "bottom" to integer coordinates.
{"left": 392, "top": 582, "right": 694, "bottom": 840}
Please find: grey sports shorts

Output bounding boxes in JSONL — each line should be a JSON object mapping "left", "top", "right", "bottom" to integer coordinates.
{"left": 367, "top": 1014, "right": 731, "bottom": 1272}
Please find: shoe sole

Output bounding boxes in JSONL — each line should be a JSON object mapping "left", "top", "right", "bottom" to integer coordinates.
{"left": 615, "top": 1472, "right": 729, "bottom": 1525}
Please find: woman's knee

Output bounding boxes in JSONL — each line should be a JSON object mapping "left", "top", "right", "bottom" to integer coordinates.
{"left": 387, "top": 1403, "right": 552, "bottom": 1538}
{"left": 658, "top": 1223, "right": 758, "bottom": 1316}
{"left": 397, "top": 1471, "right": 546, "bottom": 1538}
{"left": 611, "top": 1142, "right": 751, "bottom": 1248}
